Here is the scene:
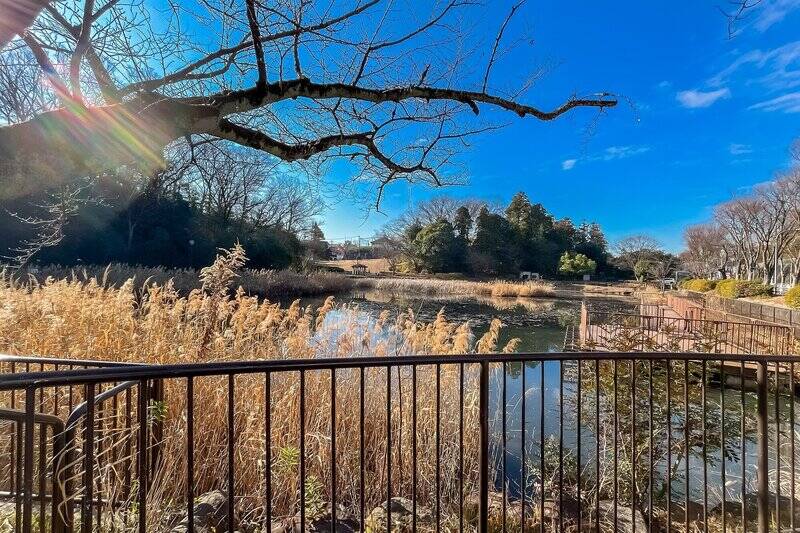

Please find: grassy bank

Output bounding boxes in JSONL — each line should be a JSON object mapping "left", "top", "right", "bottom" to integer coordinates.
{"left": 12, "top": 263, "right": 560, "bottom": 301}
{"left": 355, "top": 277, "right": 556, "bottom": 298}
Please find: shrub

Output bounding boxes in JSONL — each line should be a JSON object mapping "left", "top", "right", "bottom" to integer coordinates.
{"left": 680, "top": 278, "right": 717, "bottom": 292}
{"left": 785, "top": 286, "right": 800, "bottom": 308}
{"left": 715, "top": 279, "right": 772, "bottom": 299}
{"left": 558, "top": 252, "right": 596, "bottom": 277}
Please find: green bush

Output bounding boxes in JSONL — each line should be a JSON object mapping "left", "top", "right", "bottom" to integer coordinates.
{"left": 680, "top": 278, "right": 717, "bottom": 292}
{"left": 785, "top": 286, "right": 800, "bottom": 309}
{"left": 715, "top": 279, "right": 772, "bottom": 299}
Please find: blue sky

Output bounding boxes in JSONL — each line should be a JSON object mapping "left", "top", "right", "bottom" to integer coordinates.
{"left": 319, "top": 1, "right": 800, "bottom": 252}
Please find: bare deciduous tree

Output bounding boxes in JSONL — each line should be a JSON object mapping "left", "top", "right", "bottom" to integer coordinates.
{"left": 681, "top": 223, "right": 729, "bottom": 279}
{"left": 614, "top": 234, "right": 661, "bottom": 272}
{"left": 0, "top": 0, "right": 616, "bottom": 203}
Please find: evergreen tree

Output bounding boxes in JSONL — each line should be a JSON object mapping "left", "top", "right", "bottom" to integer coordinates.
{"left": 453, "top": 206, "right": 472, "bottom": 240}
{"left": 470, "top": 207, "right": 518, "bottom": 274}
{"left": 309, "top": 222, "right": 325, "bottom": 242}
{"left": 505, "top": 192, "right": 556, "bottom": 272}
{"left": 412, "top": 219, "right": 462, "bottom": 273}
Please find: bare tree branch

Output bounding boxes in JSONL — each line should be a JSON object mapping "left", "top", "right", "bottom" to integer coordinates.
{"left": 483, "top": 0, "right": 526, "bottom": 93}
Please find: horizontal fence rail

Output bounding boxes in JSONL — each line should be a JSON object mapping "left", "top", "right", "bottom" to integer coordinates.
{"left": 579, "top": 310, "right": 794, "bottom": 356}
{"left": 1, "top": 353, "right": 799, "bottom": 532}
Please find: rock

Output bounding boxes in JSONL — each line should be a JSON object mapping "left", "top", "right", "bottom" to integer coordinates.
{"left": 463, "top": 491, "right": 540, "bottom": 531}
{"left": 364, "top": 497, "right": 433, "bottom": 532}
{"left": 596, "top": 500, "right": 647, "bottom": 533}
{"left": 171, "top": 491, "right": 236, "bottom": 533}
{"left": 270, "top": 503, "right": 359, "bottom": 533}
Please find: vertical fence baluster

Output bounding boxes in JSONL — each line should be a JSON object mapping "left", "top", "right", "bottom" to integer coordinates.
{"left": 667, "top": 359, "right": 672, "bottom": 533}
{"left": 411, "top": 365, "right": 416, "bottom": 533}
{"left": 460, "top": 362, "right": 465, "bottom": 533}
{"left": 264, "top": 372, "right": 271, "bottom": 530}
{"left": 757, "top": 361, "right": 769, "bottom": 533}
{"left": 741, "top": 359, "right": 746, "bottom": 531}
{"left": 82, "top": 384, "right": 95, "bottom": 533}
{"left": 187, "top": 377, "right": 194, "bottom": 533}
{"left": 23, "top": 387, "right": 35, "bottom": 533}
{"left": 227, "top": 375, "right": 235, "bottom": 533}
{"left": 331, "top": 368, "right": 337, "bottom": 533}
{"left": 387, "top": 365, "right": 392, "bottom": 533}
{"left": 360, "top": 368, "right": 366, "bottom": 533}
{"left": 299, "top": 370, "right": 306, "bottom": 533}
{"left": 435, "top": 363, "right": 441, "bottom": 533}
{"left": 138, "top": 380, "right": 148, "bottom": 533}
{"left": 648, "top": 360, "right": 653, "bottom": 533}
{"left": 521, "top": 360, "right": 526, "bottom": 533}
{"left": 479, "top": 361, "right": 489, "bottom": 533}
{"left": 631, "top": 359, "right": 636, "bottom": 533}
{"left": 702, "top": 360, "right": 708, "bottom": 533}
{"left": 721, "top": 360, "right": 726, "bottom": 532}
{"left": 577, "top": 359, "right": 582, "bottom": 533}
{"left": 791, "top": 361, "right": 796, "bottom": 532}
{"left": 684, "top": 360, "right": 690, "bottom": 533}
{"left": 597, "top": 360, "right": 601, "bottom": 533}
{"left": 613, "top": 359, "right": 618, "bottom": 532}
{"left": 502, "top": 362, "right": 507, "bottom": 533}
{"left": 559, "top": 360, "right": 564, "bottom": 533}
{"left": 541, "top": 361, "right": 546, "bottom": 533}
{"left": 776, "top": 362, "right": 782, "bottom": 532}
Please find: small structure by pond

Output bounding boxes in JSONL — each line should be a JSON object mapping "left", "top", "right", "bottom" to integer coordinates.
{"left": 351, "top": 263, "right": 368, "bottom": 275}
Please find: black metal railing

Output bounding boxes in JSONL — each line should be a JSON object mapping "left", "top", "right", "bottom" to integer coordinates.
{"left": 1, "top": 355, "right": 162, "bottom": 533}
{"left": 1, "top": 352, "right": 798, "bottom": 532}
{"left": 579, "top": 311, "right": 794, "bottom": 355}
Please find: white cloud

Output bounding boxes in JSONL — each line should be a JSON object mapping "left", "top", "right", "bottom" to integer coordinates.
{"left": 600, "top": 145, "right": 651, "bottom": 161}
{"left": 749, "top": 92, "right": 800, "bottom": 113}
{"left": 676, "top": 88, "right": 731, "bottom": 108}
{"left": 709, "top": 41, "right": 800, "bottom": 92}
{"left": 729, "top": 143, "right": 753, "bottom": 155}
{"left": 753, "top": 0, "right": 800, "bottom": 32}
{"left": 563, "top": 146, "right": 649, "bottom": 170}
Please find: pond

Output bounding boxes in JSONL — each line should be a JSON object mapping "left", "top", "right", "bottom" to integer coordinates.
{"left": 295, "top": 289, "right": 637, "bottom": 353}
{"left": 294, "top": 289, "right": 800, "bottom": 516}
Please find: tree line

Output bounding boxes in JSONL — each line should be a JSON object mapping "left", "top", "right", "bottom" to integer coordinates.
{"left": 0, "top": 142, "right": 324, "bottom": 270}
{"left": 383, "top": 192, "right": 615, "bottom": 277}
{"left": 682, "top": 143, "right": 800, "bottom": 286}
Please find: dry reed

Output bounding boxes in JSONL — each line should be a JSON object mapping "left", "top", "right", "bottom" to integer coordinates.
{"left": 0, "top": 246, "right": 522, "bottom": 530}
{"left": 356, "top": 278, "right": 556, "bottom": 299}
{"left": 10, "top": 262, "right": 355, "bottom": 299}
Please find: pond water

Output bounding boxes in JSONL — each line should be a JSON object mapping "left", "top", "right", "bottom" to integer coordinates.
{"left": 295, "top": 289, "right": 637, "bottom": 353}
{"left": 294, "top": 290, "right": 800, "bottom": 512}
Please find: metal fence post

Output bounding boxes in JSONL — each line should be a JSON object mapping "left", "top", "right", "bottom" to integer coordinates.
{"left": 23, "top": 387, "right": 35, "bottom": 533}
{"left": 757, "top": 361, "right": 769, "bottom": 533}
{"left": 479, "top": 361, "right": 489, "bottom": 533}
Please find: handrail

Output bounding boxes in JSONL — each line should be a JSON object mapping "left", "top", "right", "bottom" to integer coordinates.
{"left": 0, "top": 354, "right": 142, "bottom": 368}
{"left": 5, "top": 351, "right": 788, "bottom": 533}
{"left": 1, "top": 407, "right": 68, "bottom": 533}
{"left": 3, "top": 351, "right": 800, "bottom": 390}
{"left": 0, "top": 407, "right": 64, "bottom": 433}
{"left": 64, "top": 381, "right": 139, "bottom": 430}
{"left": 585, "top": 311, "right": 795, "bottom": 330}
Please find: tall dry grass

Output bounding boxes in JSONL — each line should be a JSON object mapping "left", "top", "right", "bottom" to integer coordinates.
{"left": 357, "top": 277, "right": 556, "bottom": 299}
{"left": 11, "top": 262, "right": 355, "bottom": 299}
{"left": 0, "top": 246, "right": 522, "bottom": 530}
